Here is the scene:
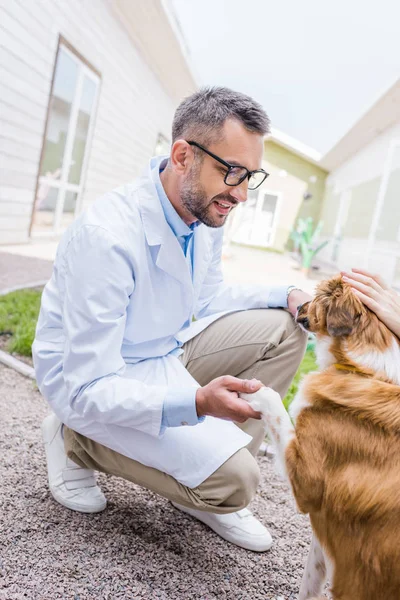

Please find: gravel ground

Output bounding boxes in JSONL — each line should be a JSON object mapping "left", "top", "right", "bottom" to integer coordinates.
{"left": 0, "top": 363, "right": 313, "bottom": 600}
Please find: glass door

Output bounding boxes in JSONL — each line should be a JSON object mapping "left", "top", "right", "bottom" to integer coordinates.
{"left": 31, "top": 42, "right": 100, "bottom": 236}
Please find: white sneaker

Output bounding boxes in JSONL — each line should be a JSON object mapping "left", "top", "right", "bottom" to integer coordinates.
{"left": 171, "top": 502, "right": 273, "bottom": 552}
{"left": 41, "top": 413, "right": 107, "bottom": 513}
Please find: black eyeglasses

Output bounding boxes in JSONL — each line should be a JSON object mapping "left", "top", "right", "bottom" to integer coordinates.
{"left": 187, "top": 141, "right": 269, "bottom": 190}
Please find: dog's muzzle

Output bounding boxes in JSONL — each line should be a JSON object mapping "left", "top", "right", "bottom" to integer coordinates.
{"left": 296, "top": 303, "right": 310, "bottom": 330}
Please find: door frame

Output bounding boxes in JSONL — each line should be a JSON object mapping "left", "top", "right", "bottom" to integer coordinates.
{"left": 29, "top": 35, "right": 101, "bottom": 238}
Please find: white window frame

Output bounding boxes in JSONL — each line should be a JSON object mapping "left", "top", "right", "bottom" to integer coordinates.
{"left": 31, "top": 42, "right": 101, "bottom": 238}
{"left": 231, "top": 188, "right": 281, "bottom": 248}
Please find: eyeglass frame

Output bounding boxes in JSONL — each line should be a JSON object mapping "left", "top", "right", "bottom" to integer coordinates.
{"left": 187, "top": 141, "right": 269, "bottom": 190}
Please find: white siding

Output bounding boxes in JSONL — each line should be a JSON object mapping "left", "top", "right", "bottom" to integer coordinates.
{"left": 0, "top": 0, "right": 187, "bottom": 243}
{"left": 325, "top": 121, "right": 400, "bottom": 193}
{"left": 318, "top": 120, "right": 400, "bottom": 288}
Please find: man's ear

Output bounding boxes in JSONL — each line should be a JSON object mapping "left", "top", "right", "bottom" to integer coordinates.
{"left": 326, "top": 300, "right": 354, "bottom": 337}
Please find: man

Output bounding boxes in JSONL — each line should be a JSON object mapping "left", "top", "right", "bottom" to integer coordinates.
{"left": 33, "top": 87, "right": 310, "bottom": 553}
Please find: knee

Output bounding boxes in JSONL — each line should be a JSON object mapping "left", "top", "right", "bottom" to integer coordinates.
{"left": 203, "top": 448, "right": 260, "bottom": 513}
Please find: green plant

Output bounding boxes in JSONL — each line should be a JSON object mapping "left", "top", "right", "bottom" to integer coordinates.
{"left": 291, "top": 217, "right": 329, "bottom": 272}
{"left": 0, "top": 289, "right": 42, "bottom": 356}
{"left": 283, "top": 348, "right": 317, "bottom": 409}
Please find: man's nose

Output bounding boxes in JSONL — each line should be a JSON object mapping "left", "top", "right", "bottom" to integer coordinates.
{"left": 229, "top": 179, "right": 248, "bottom": 203}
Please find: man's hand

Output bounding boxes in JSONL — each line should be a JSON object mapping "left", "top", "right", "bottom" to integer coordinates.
{"left": 196, "top": 376, "right": 263, "bottom": 423}
{"left": 287, "top": 288, "right": 313, "bottom": 317}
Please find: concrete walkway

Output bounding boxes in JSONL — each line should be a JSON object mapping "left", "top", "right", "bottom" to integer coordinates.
{"left": 0, "top": 240, "right": 325, "bottom": 296}
{"left": 0, "top": 252, "right": 53, "bottom": 295}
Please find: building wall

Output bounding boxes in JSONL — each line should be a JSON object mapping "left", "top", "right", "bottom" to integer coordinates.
{"left": 263, "top": 141, "right": 328, "bottom": 251}
{"left": 0, "top": 0, "right": 192, "bottom": 244}
{"left": 318, "top": 120, "right": 400, "bottom": 287}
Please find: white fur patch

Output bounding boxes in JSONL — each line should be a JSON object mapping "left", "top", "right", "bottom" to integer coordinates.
{"left": 299, "top": 534, "right": 330, "bottom": 600}
{"left": 348, "top": 338, "right": 400, "bottom": 385}
{"left": 315, "top": 335, "right": 335, "bottom": 370}
{"left": 241, "top": 387, "right": 295, "bottom": 480}
{"left": 289, "top": 376, "right": 315, "bottom": 423}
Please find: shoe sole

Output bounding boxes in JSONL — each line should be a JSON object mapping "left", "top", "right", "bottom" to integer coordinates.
{"left": 171, "top": 503, "right": 273, "bottom": 552}
{"left": 49, "top": 488, "right": 107, "bottom": 513}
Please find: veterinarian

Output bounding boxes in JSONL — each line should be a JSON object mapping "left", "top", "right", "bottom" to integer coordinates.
{"left": 33, "top": 87, "right": 310, "bottom": 552}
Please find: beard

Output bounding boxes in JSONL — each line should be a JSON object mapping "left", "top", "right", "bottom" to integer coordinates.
{"left": 181, "top": 169, "right": 237, "bottom": 228}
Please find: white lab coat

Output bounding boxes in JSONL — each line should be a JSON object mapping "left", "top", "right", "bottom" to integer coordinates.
{"left": 33, "top": 156, "right": 285, "bottom": 487}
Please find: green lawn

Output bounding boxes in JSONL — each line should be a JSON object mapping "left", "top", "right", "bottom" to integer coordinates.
{"left": 0, "top": 288, "right": 317, "bottom": 407}
{"left": 0, "top": 288, "right": 42, "bottom": 356}
{"left": 283, "top": 348, "right": 317, "bottom": 409}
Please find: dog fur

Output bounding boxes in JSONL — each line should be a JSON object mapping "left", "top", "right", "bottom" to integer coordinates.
{"left": 242, "top": 275, "right": 400, "bottom": 600}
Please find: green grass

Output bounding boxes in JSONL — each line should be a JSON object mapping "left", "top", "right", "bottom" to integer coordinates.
{"left": 0, "top": 288, "right": 317, "bottom": 407}
{"left": 0, "top": 289, "right": 42, "bottom": 356}
{"left": 283, "top": 348, "right": 317, "bottom": 409}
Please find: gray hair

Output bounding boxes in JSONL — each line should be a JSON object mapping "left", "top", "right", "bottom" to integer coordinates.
{"left": 172, "top": 86, "right": 270, "bottom": 145}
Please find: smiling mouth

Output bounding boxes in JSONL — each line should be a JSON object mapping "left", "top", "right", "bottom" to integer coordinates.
{"left": 214, "top": 199, "right": 237, "bottom": 211}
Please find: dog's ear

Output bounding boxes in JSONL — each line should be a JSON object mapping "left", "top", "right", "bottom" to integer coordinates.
{"left": 326, "top": 300, "right": 354, "bottom": 337}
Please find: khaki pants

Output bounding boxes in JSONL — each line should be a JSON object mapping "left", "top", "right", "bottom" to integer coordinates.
{"left": 64, "top": 309, "right": 306, "bottom": 514}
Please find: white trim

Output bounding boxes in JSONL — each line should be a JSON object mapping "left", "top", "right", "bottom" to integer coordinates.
{"left": 320, "top": 78, "right": 400, "bottom": 171}
{"left": 74, "top": 67, "right": 101, "bottom": 215}
{"left": 364, "top": 139, "right": 400, "bottom": 279}
{"left": 265, "top": 190, "right": 282, "bottom": 248}
{"left": 331, "top": 189, "right": 351, "bottom": 262}
{"left": 37, "top": 178, "right": 81, "bottom": 193}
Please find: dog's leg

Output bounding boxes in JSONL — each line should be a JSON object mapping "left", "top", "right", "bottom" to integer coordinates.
{"left": 240, "top": 387, "right": 295, "bottom": 480}
{"left": 298, "top": 534, "right": 327, "bottom": 600}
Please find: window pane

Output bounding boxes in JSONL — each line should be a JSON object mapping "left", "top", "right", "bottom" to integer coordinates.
{"left": 68, "top": 76, "right": 97, "bottom": 185}
{"left": 60, "top": 190, "right": 78, "bottom": 230}
{"left": 40, "top": 49, "right": 78, "bottom": 179}
{"left": 32, "top": 186, "right": 59, "bottom": 233}
{"left": 262, "top": 193, "right": 278, "bottom": 213}
{"left": 261, "top": 193, "right": 278, "bottom": 230}
{"left": 232, "top": 190, "right": 258, "bottom": 243}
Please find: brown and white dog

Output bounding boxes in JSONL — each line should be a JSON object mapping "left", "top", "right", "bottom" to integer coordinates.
{"left": 242, "top": 275, "right": 400, "bottom": 600}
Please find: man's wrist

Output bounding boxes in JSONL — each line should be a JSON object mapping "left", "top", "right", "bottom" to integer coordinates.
{"left": 195, "top": 387, "right": 207, "bottom": 418}
{"left": 286, "top": 285, "right": 302, "bottom": 303}
{"left": 287, "top": 288, "right": 313, "bottom": 317}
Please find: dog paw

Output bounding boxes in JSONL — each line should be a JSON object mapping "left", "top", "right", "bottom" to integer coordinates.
{"left": 240, "top": 386, "right": 282, "bottom": 414}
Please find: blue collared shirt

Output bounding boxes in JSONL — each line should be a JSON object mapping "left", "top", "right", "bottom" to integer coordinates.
{"left": 153, "top": 161, "right": 204, "bottom": 431}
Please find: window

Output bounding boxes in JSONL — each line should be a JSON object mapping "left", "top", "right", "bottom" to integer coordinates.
{"left": 30, "top": 38, "right": 100, "bottom": 236}
{"left": 232, "top": 189, "right": 280, "bottom": 247}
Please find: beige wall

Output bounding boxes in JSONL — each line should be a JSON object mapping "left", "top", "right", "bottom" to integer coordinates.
{"left": 263, "top": 141, "right": 328, "bottom": 251}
